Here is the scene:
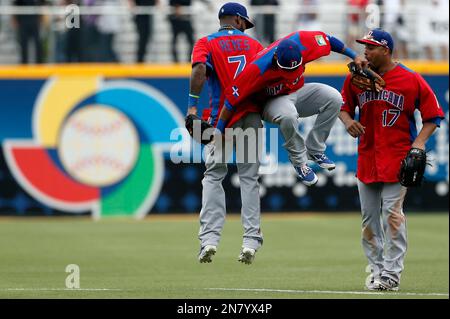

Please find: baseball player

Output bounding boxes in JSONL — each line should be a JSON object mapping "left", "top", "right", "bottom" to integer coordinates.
{"left": 216, "top": 31, "right": 366, "bottom": 185}
{"left": 187, "top": 2, "right": 264, "bottom": 264}
{"left": 339, "top": 29, "right": 445, "bottom": 291}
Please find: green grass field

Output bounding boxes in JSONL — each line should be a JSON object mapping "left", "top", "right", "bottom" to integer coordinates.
{"left": 0, "top": 213, "right": 448, "bottom": 299}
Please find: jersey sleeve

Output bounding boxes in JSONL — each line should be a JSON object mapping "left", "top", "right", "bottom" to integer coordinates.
{"left": 191, "top": 37, "right": 211, "bottom": 69}
{"left": 224, "top": 63, "right": 265, "bottom": 111}
{"left": 415, "top": 73, "right": 445, "bottom": 124}
{"left": 254, "top": 41, "right": 265, "bottom": 54}
{"left": 341, "top": 75, "right": 357, "bottom": 118}
{"left": 298, "top": 31, "right": 332, "bottom": 63}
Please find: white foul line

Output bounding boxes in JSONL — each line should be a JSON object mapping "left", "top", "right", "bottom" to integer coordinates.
{"left": 0, "top": 288, "right": 123, "bottom": 292}
{"left": 205, "top": 287, "right": 449, "bottom": 297}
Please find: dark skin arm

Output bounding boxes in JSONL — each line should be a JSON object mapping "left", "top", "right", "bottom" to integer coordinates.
{"left": 339, "top": 110, "right": 366, "bottom": 138}
{"left": 217, "top": 107, "right": 233, "bottom": 126}
{"left": 187, "top": 63, "right": 207, "bottom": 116}
{"left": 412, "top": 122, "right": 438, "bottom": 150}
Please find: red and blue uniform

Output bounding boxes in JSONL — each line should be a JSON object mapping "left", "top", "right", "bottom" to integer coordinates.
{"left": 222, "top": 31, "right": 333, "bottom": 128}
{"left": 191, "top": 27, "right": 263, "bottom": 126}
{"left": 341, "top": 63, "right": 445, "bottom": 183}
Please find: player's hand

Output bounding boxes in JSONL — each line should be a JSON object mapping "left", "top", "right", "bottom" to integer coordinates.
{"left": 411, "top": 141, "right": 426, "bottom": 151}
{"left": 187, "top": 107, "right": 197, "bottom": 116}
{"left": 353, "top": 55, "right": 369, "bottom": 71}
{"left": 345, "top": 120, "right": 366, "bottom": 138}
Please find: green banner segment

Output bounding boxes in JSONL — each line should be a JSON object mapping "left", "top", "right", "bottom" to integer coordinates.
{"left": 101, "top": 145, "right": 155, "bottom": 217}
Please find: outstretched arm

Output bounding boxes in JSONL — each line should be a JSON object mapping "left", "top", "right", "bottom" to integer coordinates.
{"left": 187, "top": 63, "right": 207, "bottom": 116}
{"left": 216, "top": 63, "right": 263, "bottom": 133}
{"left": 327, "top": 34, "right": 368, "bottom": 69}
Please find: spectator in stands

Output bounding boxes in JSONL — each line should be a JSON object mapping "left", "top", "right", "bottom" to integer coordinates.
{"left": 81, "top": 0, "right": 101, "bottom": 62}
{"left": 345, "top": 0, "right": 369, "bottom": 51}
{"left": 295, "top": 0, "right": 321, "bottom": 31}
{"left": 64, "top": 0, "right": 84, "bottom": 62}
{"left": 53, "top": 0, "right": 69, "bottom": 63}
{"left": 129, "top": 0, "right": 159, "bottom": 63}
{"left": 250, "top": 0, "right": 278, "bottom": 46}
{"left": 168, "top": 0, "right": 194, "bottom": 63}
{"left": 168, "top": 0, "right": 211, "bottom": 63}
{"left": 97, "top": 0, "right": 121, "bottom": 62}
{"left": 12, "top": 0, "right": 45, "bottom": 64}
{"left": 376, "top": 0, "right": 409, "bottom": 59}
{"left": 423, "top": 0, "right": 449, "bottom": 61}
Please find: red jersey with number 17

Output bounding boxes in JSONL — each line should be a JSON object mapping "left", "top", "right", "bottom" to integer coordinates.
{"left": 341, "top": 63, "right": 445, "bottom": 183}
{"left": 191, "top": 28, "right": 263, "bottom": 126}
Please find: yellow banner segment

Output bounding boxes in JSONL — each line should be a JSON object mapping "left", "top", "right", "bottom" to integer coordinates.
{"left": 36, "top": 77, "right": 99, "bottom": 147}
{"left": 0, "top": 61, "right": 447, "bottom": 78}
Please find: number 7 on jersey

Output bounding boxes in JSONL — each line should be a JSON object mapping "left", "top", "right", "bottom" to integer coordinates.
{"left": 228, "top": 55, "right": 247, "bottom": 79}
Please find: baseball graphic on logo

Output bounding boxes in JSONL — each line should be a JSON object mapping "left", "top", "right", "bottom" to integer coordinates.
{"left": 58, "top": 105, "right": 139, "bottom": 187}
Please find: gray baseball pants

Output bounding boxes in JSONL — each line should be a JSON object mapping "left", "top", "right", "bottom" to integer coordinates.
{"left": 198, "top": 112, "right": 263, "bottom": 251}
{"left": 262, "top": 83, "right": 342, "bottom": 166}
{"left": 357, "top": 179, "right": 408, "bottom": 283}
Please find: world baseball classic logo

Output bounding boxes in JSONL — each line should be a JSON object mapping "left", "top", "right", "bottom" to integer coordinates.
{"left": 2, "top": 78, "right": 184, "bottom": 219}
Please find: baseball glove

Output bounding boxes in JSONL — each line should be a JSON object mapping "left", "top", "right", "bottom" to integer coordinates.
{"left": 347, "top": 62, "right": 386, "bottom": 92}
{"left": 185, "top": 114, "right": 214, "bottom": 145}
{"left": 398, "top": 148, "right": 427, "bottom": 187}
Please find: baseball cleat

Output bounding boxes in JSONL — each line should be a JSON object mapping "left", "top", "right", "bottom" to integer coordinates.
{"left": 294, "top": 165, "right": 318, "bottom": 186}
{"left": 365, "top": 273, "right": 381, "bottom": 291}
{"left": 377, "top": 276, "right": 400, "bottom": 291}
{"left": 308, "top": 153, "right": 336, "bottom": 170}
{"left": 238, "top": 247, "right": 256, "bottom": 265}
{"left": 198, "top": 245, "right": 217, "bottom": 263}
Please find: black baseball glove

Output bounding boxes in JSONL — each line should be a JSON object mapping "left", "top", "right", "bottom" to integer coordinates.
{"left": 348, "top": 62, "right": 386, "bottom": 93}
{"left": 185, "top": 114, "right": 214, "bottom": 145}
{"left": 398, "top": 148, "right": 427, "bottom": 187}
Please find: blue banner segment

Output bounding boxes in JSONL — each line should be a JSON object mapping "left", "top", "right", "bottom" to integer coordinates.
{"left": 0, "top": 72, "right": 447, "bottom": 215}
{"left": 0, "top": 80, "right": 45, "bottom": 140}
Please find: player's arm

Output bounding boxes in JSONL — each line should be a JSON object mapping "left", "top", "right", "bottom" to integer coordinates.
{"left": 216, "top": 64, "right": 263, "bottom": 133}
{"left": 188, "top": 63, "right": 207, "bottom": 116}
{"left": 188, "top": 38, "right": 210, "bottom": 116}
{"left": 412, "top": 122, "right": 438, "bottom": 150}
{"left": 339, "top": 76, "right": 366, "bottom": 138}
{"left": 339, "top": 111, "right": 366, "bottom": 138}
{"left": 411, "top": 74, "right": 445, "bottom": 150}
{"left": 327, "top": 34, "right": 367, "bottom": 69}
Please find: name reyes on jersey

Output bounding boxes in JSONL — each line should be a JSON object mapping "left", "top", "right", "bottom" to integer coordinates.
{"left": 219, "top": 39, "right": 251, "bottom": 52}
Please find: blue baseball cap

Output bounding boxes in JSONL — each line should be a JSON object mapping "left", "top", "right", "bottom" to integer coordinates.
{"left": 275, "top": 39, "right": 302, "bottom": 70}
{"left": 218, "top": 2, "right": 254, "bottom": 29}
{"left": 356, "top": 29, "right": 394, "bottom": 52}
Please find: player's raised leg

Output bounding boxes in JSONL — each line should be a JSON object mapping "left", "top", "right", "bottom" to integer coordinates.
{"left": 262, "top": 95, "right": 318, "bottom": 186}
{"left": 293, "top": 83, "right": 342, "bottom": 170}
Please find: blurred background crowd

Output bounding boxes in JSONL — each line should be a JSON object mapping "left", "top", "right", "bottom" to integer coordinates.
{"left": 0, "top": 0, "right": 448, "bottom": 65}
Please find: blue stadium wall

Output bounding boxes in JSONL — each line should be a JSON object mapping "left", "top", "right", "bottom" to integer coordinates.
{"left": 0, "top": 63, "right": 448, "bottom": 217}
